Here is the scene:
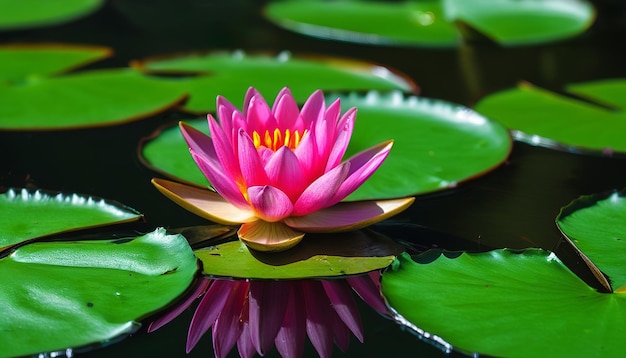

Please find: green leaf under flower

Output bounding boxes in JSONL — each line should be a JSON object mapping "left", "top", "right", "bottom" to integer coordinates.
{"left": 0, "top": 0, "right": 103, "bottom": 31}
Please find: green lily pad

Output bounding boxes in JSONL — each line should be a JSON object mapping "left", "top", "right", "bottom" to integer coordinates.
{"left": 474, "top": 80, "right": 626, "bottom": 155}
{"left": 1, "top": 227, "right": 198, "bottom": 357}
{"left": 263, "top": 0, "right": 594, "bottom": 47}
{"left": 0, "top": 188, "right": 143, "bottom": 249}
{"left": 0, "top": 0, "right": 103, "bottom": 31}
{"left": 195, "top": 229, "right": 403, "bottom": 279}
{"left": 557, "top": 189, "right": 626, "bottom": 291}
{"left": 0, "top": 68, "right": 187, "bottom": 130}
{"left": 140, "top": 90, "right": 511, "bottom": 200}
{"left": 133, "top": 50, "right": 416, "bottom": 113}
{"left": 382, "top": 250, "right": 626, "bottom": 357}
{"left": 0, "top": 44, "right": 111, "bottom": 83}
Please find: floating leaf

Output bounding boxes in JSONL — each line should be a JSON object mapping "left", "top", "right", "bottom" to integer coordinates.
{"left": 557, "top": 189, "right": 626, "bottom": 290}
{"left": 140, "top": 91, "right": 511, "bottom": 200}
{"left": 133, "top": 50, "right": 416, "bottom": 113}
{"left": 382, "top": 250, "right": 626, "bottom": 357}
{"left": 0, "top": 188, "right": 142, "bottom": 249}
{"left": 264, "top": 0, "right": 594, "bottom": 47}
{"left": 195, "top": 229, "right": 402, "bottom": 279}
{"left": 474, "top": 80, "right": 626, "bottom": 155}
{"left": 0, "top": 44, "right": 111, "bottom": 82}
{"left": 0, "top": 228, "right": 198, "bottom": 357}
{"left": 0, "top": 68, "right": 187, "bottom": 130}
{"left": 0, "top": 0, "right": 103, "bottom": 31}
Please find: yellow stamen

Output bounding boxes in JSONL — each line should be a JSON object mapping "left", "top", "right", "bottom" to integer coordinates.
{"left": 251, "top": 128, "right": 307, "bottom": 151}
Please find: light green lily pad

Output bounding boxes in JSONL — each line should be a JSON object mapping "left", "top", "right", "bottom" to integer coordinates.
{"left": 195, "top": 229, "right": 403, "bottom": 279}
{"left": 0, "top": 0, "right": 103, "bottom": 31}
{"left": 133, "top": 50, "right": 416, "bottom": 113}
{"left": 0, "top": 68, "right": 187, "bottom": 130}
{"left": 0, "top": 188, "right": 142, "bottom": 249}
{"left": 140, "top": 90, "right": 511, "bottom": 200}
{"left": 1, "top": 227, "right": 198, "bottom": 357}
{"left": 474, "top": 80, "right": 626, "bottom": 154}
{"left": 557, "top": 189, "right": 626, "bottom": 291}
{"left": 264, "top": 0, "right": 594, "bottom": 47}
{"left": 0, "top": 44, "right": 111, "bottom": 83}
{"left": 382, "top": 250, "right": 626, "bottom": 357}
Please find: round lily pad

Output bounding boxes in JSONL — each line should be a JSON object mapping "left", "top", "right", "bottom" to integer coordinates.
{"left": 0, "top": 44, "right": 111, "bottom": 83}
{"left": 557, "top": 189, "right": 626, "bottom": 291}
{"left": 474, "top": 80, "right": 626, "bottom": 155}
{"left": 0, "top": 227, "right": 198, "bottom": 357}
{"left": 0, "top": 68, "right": 187, "bottom": 130}
{"left": 0, "top": 0, "right": 103, "bottom": 31}
{"left": 264, "top": 0, "right": 594, "bottom": 47}
{"left": 382, "top": 250, "right": 626, "bottom": 357}
{"left": 140, "top": 90, "right": 511, "bottom": 200}
{"left": 195, "top": 229, "right": 403, "bottom": 279}
{"left": 132, "top": 50, "right": 417, "bottom": 113}
{"left": 0, "top": 188, "right": 142, "bottom": 249}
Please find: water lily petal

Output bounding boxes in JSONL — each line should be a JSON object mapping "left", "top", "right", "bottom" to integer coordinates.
{"left": 330, "top": 308, "right": 351, "bottom": 352}
{"left": 332, "top": 140, "right": 394, "bottom": 203}
{"left": 302, "top": 280, "right": 334, "bottom": 358}
{"left": 314, "top": 98, "right": 341, "bottom": 159}
{"left": 147, "top": 278, "right": 211, "bottom": 333}
{"left": 216, "top": 95, "right": 241, "bottom": 141}
{"left": 213, "top": 280, "right": 248, "bottom": 358}
{"left": 325, "top": 107, "right": 356, "bottom": 172}
{"left": 292, "top": 162, "right": 350, "bottom": 216}
{"left": 300, "top": 89, "right": 325, "bottom": 128}
{"left": 152, "top": 178, "right": 257, "bottom": 225}
{"left": 293, "top": 128, "right": 319, "bottom": 177}
{"left": 207, "top": 114, "right": 242, "bottom": 180}
{"left": 238, "top": 129, "right": 270, "bottom": 187}
{"left": 346, "top": 272, "right": 389, "bottom": 315}
{"left": 238, "top": 220, "right": 304, "bottom": 252}
{"left": 248, "top": 281, "right": 290, "bottom": 355}
{"left": 179, "top": 122, "right": 247, "bottom": 206}
{"left": 245, "top": 87, "right": 276, "bottom": 132}
{"left": 264, "top": 146, "right": 306, "bottom": 201}
{"left": 275, "top": 284, "right": 306, "bottom": 358}
{"left": 272, "top": 87, "right": 301, "bottom": 131}
{"left": 237, "top": 322, "right": 257, "bottom": 358}
{"left": 187, "top": 279, "right": 231, "bottom": 353}
{"left": 284, "top": 197, "right": 415, "bottom": 233}
{"left": 247, "top": 185, "right": 293, "bottom": 222}
{"left": 321, "top": 280, "right": 364, "bottom": 343}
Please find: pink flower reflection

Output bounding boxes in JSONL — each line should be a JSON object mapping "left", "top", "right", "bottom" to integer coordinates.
{"left": 149, "top": 272, "right": 389, "bottom": 358}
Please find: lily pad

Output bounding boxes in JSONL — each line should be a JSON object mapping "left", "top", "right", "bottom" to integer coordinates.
{"left": 194, "top": 229, "right": 403, "bottom": 279}
{"left": 0, "top": 44, "right": 111, "bottom": 82}
{"left": 557, "top": 189, "right": 626, "bottom": 291}
{"left": 263, "top": 0, "right": 594, "bottom": 47}
{"left": 132, "top": 50, "right": 416, "bottom": 113}
{"left": 0, "top": 0, "right": 103, "bottom": 31}
{"left": 0, "top": 68, "right": 187, "bottom": 130}
{"left": 140, "top": 90, "right": 511, "bottom": 200}
{"left": 382, "top": 250, "right": 626, "bottom": 357}
{"left": 1, "top": 227, "right": 198, "bottom": 357}
{"left": 0, "top": 188, "right": 142, "bottom": 249}
{"left": 474, "top": 80, "right": 626, "bottom": 155}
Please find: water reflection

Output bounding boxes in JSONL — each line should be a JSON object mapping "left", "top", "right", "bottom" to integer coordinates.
{"left": 149, "top": 272, "right": 388, "bottom": 358}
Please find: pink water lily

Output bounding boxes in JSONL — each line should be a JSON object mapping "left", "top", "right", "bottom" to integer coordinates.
{"left": 148, "top": 272, "right": 391, "bottom": 358}
{"left": 152, "top": 87, "right": 414, "bottom": 251}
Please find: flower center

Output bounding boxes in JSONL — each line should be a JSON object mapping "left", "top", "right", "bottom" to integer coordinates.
{"left": 252, "top": 128, "right": 306, "bottom": 151}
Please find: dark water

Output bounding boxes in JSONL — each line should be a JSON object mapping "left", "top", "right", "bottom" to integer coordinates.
{"left": 2, "top": 0, "right": 626, "bottom": 357}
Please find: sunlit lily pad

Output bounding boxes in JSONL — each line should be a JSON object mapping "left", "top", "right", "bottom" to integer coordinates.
{"left": 195, "top": 229, "right": 403, "bottom": 279}
{"left": 0, "top": 68, "right": 187, "bottom": 130}
{"left": 474, "top": 80, "right": 626, "bottom": 155}
{"left": 140, "top": 90, "right": 511, "bottom": 200}
{"left": 132, "top": 50, "right": 416, "bottom": 113}
{"left": 264, "top": 0, "right": 594, "bottom": 47}
{"left": 0, "top": 0, "right": 103, "bottom": 31}
{"left": 1, "top": 227, "right": 197, "bottom": 357}
{"left": 557, "top": 189, "right": 626, "bottom": 291}
{"left": 0, "top": 44, "right": 111, "bottom": 82}
{"left": 0, "top": 188, "right": 142, "bottom": 249}
{"left": 382, "top": 250, "right": 626, "bottom": 357}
